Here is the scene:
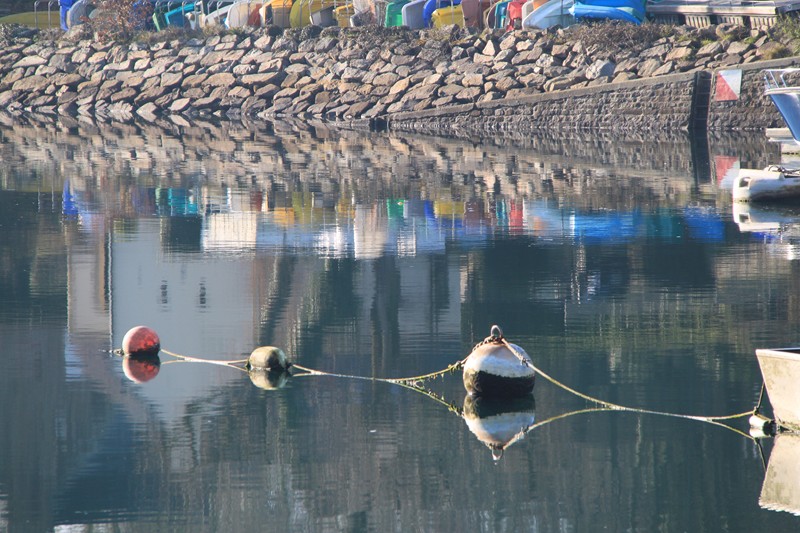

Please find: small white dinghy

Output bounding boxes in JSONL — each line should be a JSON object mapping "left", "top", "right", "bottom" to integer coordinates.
{"left": 733, "top": 165, "right": 800, "bottom": 202}
{"left": 755, "top": 347, "right": 800, "bottom": 432}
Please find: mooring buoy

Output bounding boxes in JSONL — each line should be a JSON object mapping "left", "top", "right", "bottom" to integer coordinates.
{"left": 247, "top": 346, "right": 290, "bottom": 372}
{"left": 749, "top": 413, "right": 776, "bottom": 438}
{"left": 122, "top": 354, "right": 161, "bottom": 383}
{"left": 122, "top": 326, "right": 161, "bottom": 356}
{"left": 462, "top": 325, "right": 535, "bottom": 398}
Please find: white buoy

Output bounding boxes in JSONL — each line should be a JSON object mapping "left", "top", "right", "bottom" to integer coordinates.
{"left": 247, "top": 346, "right": 290, "bottom": 372}
{"left": 749, "top": 413, "right": 776, "bottom": 437}
{"left": 462, "top": 325, "right": 535, "bottom": 398}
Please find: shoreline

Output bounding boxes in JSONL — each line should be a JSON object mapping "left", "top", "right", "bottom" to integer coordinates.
{"left": 0, "top": 21, "right": 797, "bottom": 134}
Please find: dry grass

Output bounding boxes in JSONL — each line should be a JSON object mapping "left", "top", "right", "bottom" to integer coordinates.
{"left": 559, "top": 20, "right": 674, "bottom": 56}
{"left": 83, "top": 0, "right": 154, "bottom": 42}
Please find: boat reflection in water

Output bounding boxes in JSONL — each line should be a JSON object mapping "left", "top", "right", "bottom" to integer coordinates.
{"left": 462, "top": 395, "right": 536, "bottom": 460}
{"left": 756, "top": 344, "right": 800, "bottom": 515}
{"left": 761, "top": 433, "right": 800, "bottom": 516}
{"left": 733, "top": 202, "right": 800, "bottom": 259}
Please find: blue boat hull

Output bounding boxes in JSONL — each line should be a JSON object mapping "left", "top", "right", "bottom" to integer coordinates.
{"left": 569, "top": 0, "right": 643, "bottom": 23}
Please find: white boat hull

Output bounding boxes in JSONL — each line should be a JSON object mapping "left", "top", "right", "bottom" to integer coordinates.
{"left": 733, "top": 167, "right": 800, "bottom": 202}
{"left": 756, "top": 347, "right": 800, "bottom": 431}
{"left": 521, "top": 0, "right": 573, "bottom": 29}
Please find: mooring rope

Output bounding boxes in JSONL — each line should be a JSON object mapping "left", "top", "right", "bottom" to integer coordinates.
{"left": 497, "top": 336, "right": 756, "bottom": 424}
{"left": 289, "top": 362, "right": 465, "bottom": 413}
{"left": 290, "top": 360, "right": 465, "bottom": 387}
{"left": 123, "top": 331, "right": 759, "bottom": 431}
{"left": 160, "top": 349, "right": 249, "bottom": 369}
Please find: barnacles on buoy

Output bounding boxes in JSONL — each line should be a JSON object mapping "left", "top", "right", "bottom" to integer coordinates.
{"left": 462, "top": 325, "right": 535, "bottom": 398}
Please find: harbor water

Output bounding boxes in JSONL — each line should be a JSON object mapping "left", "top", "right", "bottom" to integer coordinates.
{"left": 1, "top": 116, "right": 799, "bottom": 532}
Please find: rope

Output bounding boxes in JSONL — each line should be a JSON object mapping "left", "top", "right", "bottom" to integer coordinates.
{"left": 290, "top": 360, "right": 465, "bottom": 387}
{"left": 118, "top": 329, "right": 760, "bottom": 433}
{"left": 498, "top": 337, "right": 756, "bottom": 424}
{"left": 754, "top": 381, "right": 767, "bottom": 414}
{"left": 290, "top": 363, "right": 465, "bottom": 414}
{"left": 499, "top": 406, "right": 755, "bottom": 449}
{"left": 160, "top": 349, "right": 249, "bottom": 368}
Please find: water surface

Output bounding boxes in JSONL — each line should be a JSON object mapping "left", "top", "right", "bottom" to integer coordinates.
{"left": 1, "top": 116, "right": 799, "bottom": 532}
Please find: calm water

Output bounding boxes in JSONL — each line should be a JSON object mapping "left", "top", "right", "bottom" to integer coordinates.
{"left": 2, "top": 115, "right": 800, "bottom": 532}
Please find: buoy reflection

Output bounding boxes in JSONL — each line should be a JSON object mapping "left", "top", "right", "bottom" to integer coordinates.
{"left": 122, "top": 354, "right": 161, "bottom": 383}
{"left": 248, "top": 368, "right": 291, "bottom": 390}
{"left": 462, "top": 394, "right": 536, "bottom": 460}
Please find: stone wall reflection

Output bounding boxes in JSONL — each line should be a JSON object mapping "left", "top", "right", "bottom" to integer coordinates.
{"left": 0, "top": 114, "right": 781, "bottom": 213}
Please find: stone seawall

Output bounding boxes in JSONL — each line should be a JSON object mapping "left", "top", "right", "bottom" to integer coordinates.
{"left": 386, "top": 56, "right": 800, "bottom": 136}
{"left": 0, "top": 22, "right": 797, "bottom": 135}
{"left": 707, "top": 56, "right": 800, "bottom": 131}
{"left": 387, "top": 71, "right": 700, "bottom": 136}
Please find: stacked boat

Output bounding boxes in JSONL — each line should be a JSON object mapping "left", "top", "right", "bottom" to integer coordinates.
{"left": 569, "top": 0, "right": 644, "bottom": 24}
{"left": 519, "top": 0, "right": 642, "bottom": 30}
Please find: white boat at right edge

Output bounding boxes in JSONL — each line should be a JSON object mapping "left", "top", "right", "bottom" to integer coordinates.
{"left": 765, "top": 68, "right": 800, "bottom": 143}
{"left": 756, "top": 347, "right": 800, "bottom": 432}
{"left": 733, "top": 165, "right": 800, "bottom": 202}
{"left": 734, "top": 69, "right": 800, "bottom": 202}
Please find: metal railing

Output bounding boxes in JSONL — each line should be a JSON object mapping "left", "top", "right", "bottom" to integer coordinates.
{"left": 33, "top": 0, "right": 58, "bottom": 29}
{"left": 764, "top": 68, "right": 800, "bottom": 92}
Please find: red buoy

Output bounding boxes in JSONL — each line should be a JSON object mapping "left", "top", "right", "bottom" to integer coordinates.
{"left": 122, "top": 326, "right": 161, "bottom": 356}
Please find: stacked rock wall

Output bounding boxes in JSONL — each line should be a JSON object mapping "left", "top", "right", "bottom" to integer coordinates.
{"left": 0, "top": 23, "right": 797, "bottom": 135}
{"left": 388, "top": 72, "right": 699, "bottom": 135}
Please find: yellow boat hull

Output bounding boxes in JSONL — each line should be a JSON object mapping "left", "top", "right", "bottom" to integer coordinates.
{"left": 289, "top": 0, "right": 338, "bottom": 27}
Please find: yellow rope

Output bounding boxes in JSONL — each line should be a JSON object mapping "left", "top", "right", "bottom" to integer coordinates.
{"left": 146, "top": 338, "right": 757, "bottom": 429}
{"left": 290, "top": 360, "right": 465, "bottom": 385}
{"left": 499, "top": 338, "right": 756, "bottom": 424}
